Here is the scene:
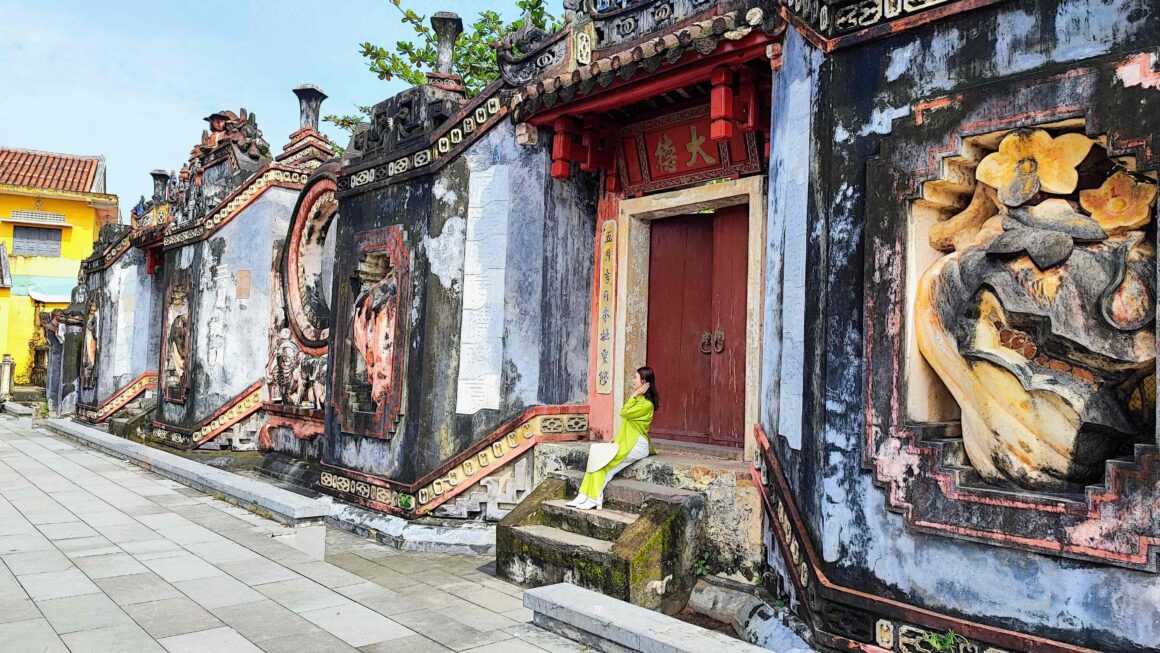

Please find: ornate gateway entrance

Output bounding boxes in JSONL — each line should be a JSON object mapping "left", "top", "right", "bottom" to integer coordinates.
{"left": 646, "top": 205, "right": 747, "bottom": 446}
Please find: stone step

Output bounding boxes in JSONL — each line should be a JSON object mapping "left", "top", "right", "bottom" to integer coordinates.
{"left": 525, "top": 582, "right": 769, "bottom": 653}
{"left": 511, "top": 524, "right": 615, "bottom": 556}
{"left": 654, "top": 439, "right": 745, "bottom": 461}
{"left": 550, "top": 469, "right": 700, "bottom": 511}
{"left": 498, "top": 476, "right": 703, "bottom": 615}
{"left": 540, "top": 499, "right": 639, "bottom": 541}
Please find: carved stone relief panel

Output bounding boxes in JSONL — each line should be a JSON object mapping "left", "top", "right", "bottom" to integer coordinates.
{"left": 915, "top": 124, "right": 1155, "bottom": 492}
{"left": 284, "top": 162, "right": 341, "bottom": 354}
{"left": 332, "top": 226, "right": 410, "bottom": 438}
{"left": 80, "top": 289, "right": 99, "bottom": 390}
{"left": 864, "top": 60, "right": 1160, "bottom": 570}
{"left": 162, "top": 279, "right": 193, "bottom": 404}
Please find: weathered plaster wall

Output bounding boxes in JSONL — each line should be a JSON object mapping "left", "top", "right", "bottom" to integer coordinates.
{"left": 767, "top": 0, "right": 1160, "bottom": 649}
{"left": 83, "top": 249, "right": 159, "bottom": 407}
{"left": 327, "top": 120, "right": 594, "bottom": 486}
{"left": 158, "top": 188, "right": 295, "bottom": 427}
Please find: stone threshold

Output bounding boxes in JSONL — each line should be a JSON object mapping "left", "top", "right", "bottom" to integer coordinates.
{"left": 525, "top": 582, "right": 774, "bottom": 653}
{"left": 41, "top": 418, "right": 329, "bottom": 527}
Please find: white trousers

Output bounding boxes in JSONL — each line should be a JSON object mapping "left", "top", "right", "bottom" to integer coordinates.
{"left": 594, "top": 436, "right": 651, "bottom": 499}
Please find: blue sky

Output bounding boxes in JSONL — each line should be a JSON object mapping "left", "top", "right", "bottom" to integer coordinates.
{"left": 0, "top": 0, "right": 522, "bottom": 212}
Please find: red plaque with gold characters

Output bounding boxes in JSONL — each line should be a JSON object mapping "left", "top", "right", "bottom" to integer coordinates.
{"left": 617, "top": 104, "right": 762, "bottom": 196}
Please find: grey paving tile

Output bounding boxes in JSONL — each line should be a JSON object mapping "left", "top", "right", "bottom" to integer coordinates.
{"left": 217, "top": 557, "right": 300, "bottom": 586}
{"left": 36, "top": 592, "right": 135, "bottom": 634}
{"left": 360, "top": 633, "right": 454, "bottom": 653}
{"left": 394, "top": 584, "right": 474, "bottom": 610}
{"left": 460, "top": 639, "right": 548, "bottom": 653}
{"left": 121, "top": 538, "right": 186, "bottom": 559}
{"left": 500, "top": 607, "right": 535, "bottom": 623}
{"left": 73, "top": 552, "right": 149, "bottom": 579}
{"left": 357, "top": 565, "right": 423, "bottom": 590}
{"left": 77, "top": 511, "right": 137, "bottom": 527}
{"left": 0, "top": 595, "right": 41, "bottom": 624}
{"left": 392, "top": 609, "right": 514, "bottom": 652}
{"left": 502, "top": 623, "right": 592, "bottom": 653}
{"left": 447, "top": 584, "right": 526, "bottom": 614}
{"left": 209, "top": 599, "right": 322, "bottom": 644}
{"left": 95, "top": 522, "right": 161, "bottom": 544}
{"left": 0, "top": 617, "right": 68, "bottom": 653}
{"left": 259, "top": 629, "right": 360, "bottom": 652}
{"left": 292, "top": 560, "right": 368, "bottom": 589}
{"left": 0, "top": 532, "right": 55, "bottom": 555}
{"left": 141, "top": 553, "right": 225, "bottom": 583}
{"left": 335, "top": 582, "right": 420, "bottom": 617}
{"left": 95, "top": 572, "right": 183, "bottom": 606}
{"left": 36, "top": 521, "right": 98, "bottom": 541}
{"left": 437, "top": 602, "right": 520, "bottom": 632}
{"left": 19, "top": 568, "right": 101, "bottom": 601}
{"left": 174, "top": 574, "right": 265, "bottom": 609}
{"left": 158, "top": 524, "right": 227, "bottom": 546}
{"left": 257, "top": 577, "right": 353, "bottom": 613}
{"left": 158, "top": 625, "right": 264, "bottom": 652}
{"left": 55, "top": 535, "right": 118, "bottom": 559}
{"left": 183, "top": 540, "right": 261, "bottom": 564}
{"left": 300, "top": 602, "right": 414, "bottom": 647}
{"left": 124, "top": 596, "right": 224, "bottom": 639}
{"left": 133, "top": 513, "right": 194, "bottom": 530}
{"left": 61, "top": 623, "right": 166, "bottom": 653}
{"left": 2, "top": 549, "right": 74, "bottom": 575}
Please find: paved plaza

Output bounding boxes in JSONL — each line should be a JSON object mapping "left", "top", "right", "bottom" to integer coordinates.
{"left": 0, "top": 415, "right": 586, "bottom": 652}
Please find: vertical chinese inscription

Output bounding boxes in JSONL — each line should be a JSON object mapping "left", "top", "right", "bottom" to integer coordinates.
{"left": 596, "top": 219, "right": 617, "bottom": 394}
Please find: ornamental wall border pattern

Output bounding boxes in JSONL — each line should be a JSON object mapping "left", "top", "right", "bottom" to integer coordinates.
{"left": 162, "top": 166, "right": 309, "bottom": 250}
{"left": 318, "top": 405, "right": 589, "bottom": 517}
{"left": 337, "top": 93, "right": 508, "bottom": 198}
{"left": 864, "top": 77, "right": 1160, "bottom": 571}
{"left": 778, "top": 0, "right": 1011, "bottom": 53}
{"left": 74, "top": 372, "right": 157, "bottom": 424}
{"left": 150, "top": 380, "right": 264, "bottom": 449}
{"left": 753, "top": 425, "right": 1096, "bottom": 653}
{"left": 82, "top": 232, "right": 133, "bottom": 273}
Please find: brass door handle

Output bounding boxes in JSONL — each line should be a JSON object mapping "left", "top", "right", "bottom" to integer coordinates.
{"left": 700, "top": 332, "right": 712, "bottom": 354}
{"left": 713, "top": 329, "right": 725, "bottom": 353}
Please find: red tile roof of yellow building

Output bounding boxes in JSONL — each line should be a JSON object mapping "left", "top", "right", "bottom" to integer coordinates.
{"left": 0, "top": 147, "right": 106, "bottom": 194}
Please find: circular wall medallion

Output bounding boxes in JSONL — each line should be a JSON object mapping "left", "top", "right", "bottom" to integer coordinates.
{"left": 283, "top": 161, "right": 340, "bottom": 354}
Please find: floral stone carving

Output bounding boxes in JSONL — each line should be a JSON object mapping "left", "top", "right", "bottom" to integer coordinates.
{"left": 916, "top": 128, "right": 1156, "bottom": 491}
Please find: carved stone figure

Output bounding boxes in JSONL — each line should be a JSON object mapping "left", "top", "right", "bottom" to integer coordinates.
{"left": 916, "top": 128, "right": 1156, "bottom": 491}
{"left": 164, "top": 286, "right": 190, "bottom": 396}
{"left": 81, "top": 291, "right": 99, "bottom": 389}
{"left": 352, "top": 257, "right": 399, "bottom": 406}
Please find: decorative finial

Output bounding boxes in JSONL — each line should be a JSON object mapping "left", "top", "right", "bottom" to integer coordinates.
{"left": 430, "top": 12, "right": 463, "bottom": 76}
{"left": 150, "top": 170, "right": 170, "bottom": 204}
{"left": 293, "top": 85, "right": 328, "bottom": 131}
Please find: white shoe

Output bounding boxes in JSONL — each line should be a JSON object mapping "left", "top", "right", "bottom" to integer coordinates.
{"left": 575, "top": 496, "right": 604, "bottom": 511}
{"left": 566, "top": 493, "right": 589, "bottom": 507}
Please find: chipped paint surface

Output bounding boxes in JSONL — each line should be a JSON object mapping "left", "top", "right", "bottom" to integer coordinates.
{"left": 423, "top": 215, "right": 465, "bottom": 292}
{"left": 766, "top": 0, "right": 1160, "bottom": 649}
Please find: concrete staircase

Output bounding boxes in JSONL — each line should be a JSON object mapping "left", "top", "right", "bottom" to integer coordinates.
{"left": 497, "top": 470, "right": 704, "bottom": 615}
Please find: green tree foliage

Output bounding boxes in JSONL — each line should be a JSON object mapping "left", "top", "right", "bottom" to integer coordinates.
{"left": 323, "top": 0, "right": 559, "bottom": 144}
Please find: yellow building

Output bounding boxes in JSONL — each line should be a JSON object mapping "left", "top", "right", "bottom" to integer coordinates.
{"left": 0, "top": 148, "right": 118, "bottom": 385}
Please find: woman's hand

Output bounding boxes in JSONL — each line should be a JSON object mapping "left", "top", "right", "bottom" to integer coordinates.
{"left": 631, "top": 382, "right": 650, "bottom": 398}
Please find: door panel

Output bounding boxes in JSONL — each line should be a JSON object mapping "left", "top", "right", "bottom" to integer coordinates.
{"left": 647, "top": 215, "right": 712, "bottom": 440}
{"left": 645, "top": 205, "right": 748, "bottom": 447}
{"left": 709, "top": 205, "right": 748, "bottom": 446}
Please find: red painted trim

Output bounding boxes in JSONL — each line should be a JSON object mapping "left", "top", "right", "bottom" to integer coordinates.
{"left": 526, "top": 32, "right": 773, "bottom": 127}
{"left": 753, "top": 425, "right": 1099, "bottom": 653}
{"left": 189, "top": 380, "right": 265, "bottom": 448}
{"left": 258, "top": 412, "right": 324, "bottom": 450}
{"left": 75, "top": 372, "right": 157, "bottom": 423}
{"left": 321, "top": 404, "right": 588, "bottom": 497}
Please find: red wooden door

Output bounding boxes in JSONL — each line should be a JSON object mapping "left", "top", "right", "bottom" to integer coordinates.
{"left": 646, "top": 205, "right": 747, "bottom": 447}
{"left": 647, "top": 215, "right": 712, "bottom": 440}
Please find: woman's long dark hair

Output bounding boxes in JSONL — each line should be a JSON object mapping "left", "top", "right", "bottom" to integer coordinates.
{"left": 637, "top": 366, "right": 660, "bottom": 410}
